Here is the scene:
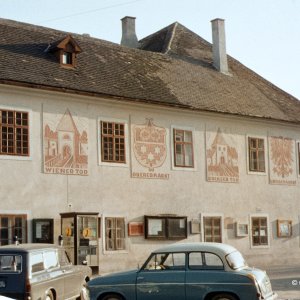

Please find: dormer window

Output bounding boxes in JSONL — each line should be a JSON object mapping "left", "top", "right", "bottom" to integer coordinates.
{"left": 62, "top": 51, "right": 74, "bottom": 66}
{"left": 48, "top": 34, "right": 82, "bottom": 68}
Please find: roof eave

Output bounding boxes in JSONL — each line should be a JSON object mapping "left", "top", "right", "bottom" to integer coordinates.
{"left": 1, "top": 79, "right": 299, "bottom": 126}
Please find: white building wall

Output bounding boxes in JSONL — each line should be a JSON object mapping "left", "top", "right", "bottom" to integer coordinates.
{"left": 1, "top": 84, "right": 300, "bottom": 273}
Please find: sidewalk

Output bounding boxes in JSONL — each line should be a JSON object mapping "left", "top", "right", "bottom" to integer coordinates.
{"left": 266, "top": 265, "right": 300, "bottom": 300}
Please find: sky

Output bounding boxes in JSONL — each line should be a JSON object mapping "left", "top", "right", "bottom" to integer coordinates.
{"left": 1, "top": 0, "right": 300, "bottom": 100}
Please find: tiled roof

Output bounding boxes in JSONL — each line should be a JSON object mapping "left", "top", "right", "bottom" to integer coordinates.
{"left": 1, "top": 18, "right": 300, "bottom": 124}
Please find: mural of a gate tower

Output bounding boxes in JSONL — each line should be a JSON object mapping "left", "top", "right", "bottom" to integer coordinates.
{"left": 44, "top": 109, "right": 88, "bottom": 175}
{"left": 206, "top": 128, "right": 239, "bottom": 183}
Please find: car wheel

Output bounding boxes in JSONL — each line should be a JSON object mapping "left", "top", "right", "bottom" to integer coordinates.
{"left": 102, "top": 294, "right": 123, "bottom": 300}
{"left": 45, "top": 291, "right": 54, "bottom": 300}
{"left": 211, "top": 293, "right": 238, "bottom": 300}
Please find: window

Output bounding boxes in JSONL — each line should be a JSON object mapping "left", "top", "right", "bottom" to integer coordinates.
{"left": 58, "top": 250, "right": 71, "bottom": 266}
{"left": 0, "top": 215, "right": 27, "bottom": 245}
{"left": 51, "top": 35, "right": 82, "bottom": 68}
{"left": 203, "top": 217, "right": 222, "bottom": 243}
{"left": 226, "top": 251, "right": 247, "bottom": 269}
{"left": 30, "top": 252, "right": 44, "bottom": 273}
{"left": 101, "top": 121, "right": 126, "bottom": 163}
{"left": 144, "top": 216, "right": 187, "bottom": 240}
{"left": 62, "top": 51, "right": 73, "bottom": 65}
{"left": 43, "top": 251, "right": 58, "bottom": 270}
{"left": 248, "top": 137, "right": 265, "bottom": 172}
{"left": 251, "top": 217, "right": 268, "bottom": 246}
{"left": 144, "top": 253, "right": 186, "bottom": 270}
{"left": 189, "top": 252, "right": 223, "bottom": 270}
{"left": 0, "top": 109, "right": 29, "bottom": 156}
{"left": 173, "top": 129, "right": 194, "bottom": 167}
{"left": 0, "top": 255, "right": 22, "bottom": 273}
{"left": 105, "top": 217, "right": 125, "bottom": 251}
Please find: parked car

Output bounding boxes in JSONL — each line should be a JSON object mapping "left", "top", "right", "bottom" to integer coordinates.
{"left": 87, "top": 242, "right": 277, "bottom": 300}
{"left": 0, "top": 243, "right": 92, "bottom": 300}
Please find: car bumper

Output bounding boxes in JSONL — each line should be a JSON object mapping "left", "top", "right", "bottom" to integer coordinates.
{"left": 264, "top": 292, "right": 278, "bottom": 300}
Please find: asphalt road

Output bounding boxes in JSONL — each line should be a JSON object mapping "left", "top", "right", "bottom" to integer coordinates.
{"left": 267, "top": 265, "right": 300, "bottom": 300}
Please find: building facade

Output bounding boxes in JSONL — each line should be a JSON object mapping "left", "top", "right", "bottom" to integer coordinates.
{"left": 1, "top": 17, "right": 300, "bottom": 274}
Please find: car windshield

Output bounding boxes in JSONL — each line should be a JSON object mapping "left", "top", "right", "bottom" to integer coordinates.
{"left": 226, "top": 251, "right": 247, "bottom": 269}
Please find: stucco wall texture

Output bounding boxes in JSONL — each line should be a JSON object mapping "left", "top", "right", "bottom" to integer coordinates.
{"left": 1, "top": 85, "right": 300, "bottom": 274}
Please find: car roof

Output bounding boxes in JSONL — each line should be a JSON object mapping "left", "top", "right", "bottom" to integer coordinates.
{"left": 0, "top": 243, "right": 60, "bottom": 253}
{"left": 152, "top": 242, "right": 238, "bottom": 256}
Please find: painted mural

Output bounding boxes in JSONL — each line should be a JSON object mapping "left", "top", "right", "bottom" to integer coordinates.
{"left": 269, "top": 136, "right": 296, "bottom": 185}
{"left": 206, "top": 128, "right": 239, "bottom": 183}
{"left": 43, "top": 109, "right": 88, "bottom": 176}
{"left": 131, "top": 119, "right": 169, "bottom": 179}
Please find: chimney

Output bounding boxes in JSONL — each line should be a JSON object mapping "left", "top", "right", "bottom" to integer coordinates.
{"left": 121, "top": 16, "right": 139, "bottom": 48}
{"left": 211, "top": 18, "right": 229, "bottom": 75}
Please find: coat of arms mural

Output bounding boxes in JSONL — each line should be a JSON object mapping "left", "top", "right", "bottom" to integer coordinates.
{"left": 269, "top": 136, "right": 296, "bottom": 185}
{"left": 206, "top": 128, "right": 239, "bottom": 183}
{"left": 43, "top": 108, "right": 88, "bottom": 176}
{"left": 131, "top": 119, "right": 169, "bottom": 179}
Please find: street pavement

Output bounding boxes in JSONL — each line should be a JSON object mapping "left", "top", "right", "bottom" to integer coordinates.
{"left": 266, "top": 265, "right": 300, "bottom": 300}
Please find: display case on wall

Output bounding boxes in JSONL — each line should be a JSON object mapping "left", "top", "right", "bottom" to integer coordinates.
{"left": 32, "top": 219, "right": 54, "bottom": 243}
{"left": 60, "top": 212, "right": 99, "bottom": 271}
{"left": 144, "top": 215, "right": 187, "bottom": 240}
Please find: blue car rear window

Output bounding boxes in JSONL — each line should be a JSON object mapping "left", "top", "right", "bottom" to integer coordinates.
{"left": 0, "top": 255, "right": 22, "bottom": 273}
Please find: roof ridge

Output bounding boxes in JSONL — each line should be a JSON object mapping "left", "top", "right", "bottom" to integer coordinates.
{"left": 165, "top": 22, "right": 178, "bottom": 54}
{"left": 0, "top": 17, "right": 120, "bottom": 48}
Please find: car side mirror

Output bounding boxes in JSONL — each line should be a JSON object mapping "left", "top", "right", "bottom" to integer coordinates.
{"left": 82, "top": 260, "right": 88, "bottom": 266}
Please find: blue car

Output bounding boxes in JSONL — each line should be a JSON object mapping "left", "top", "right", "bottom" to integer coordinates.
{"left": 87, "top": 242, "right": 277, "bottom": 300}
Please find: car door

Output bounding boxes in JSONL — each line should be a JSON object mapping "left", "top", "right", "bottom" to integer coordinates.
{"left": 29, "top": 250, "right": 64, "bottom": 300}
{"left": 136, "top": 252, "right": 186, "bottom": 300}
{"left": 58, "top": 249, "right": 81, "bottom": 299}
{"left": 185, "top": 251, "right": 227, "bottom": 300}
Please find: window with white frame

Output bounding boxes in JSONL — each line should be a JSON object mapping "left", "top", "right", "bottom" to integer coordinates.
{"left": 98, "top": 117, "right": 129, "bottom": 166}
{"left": 251, "top": 216, "right": 269, "bottom": 247}
{"left": 0, "top": 109, "right": 29, "bottom": 156}
{"left": 203, "top": 216, "right": 222, "bottom": 243}
{"left": 172, "top": 127, "right": 194, "bottom": 168}
{"left": 0, "top": 214, "right": 27, "bottom": 245}
{"left": 105, "top": 217, "right": 126, "bottom": 251}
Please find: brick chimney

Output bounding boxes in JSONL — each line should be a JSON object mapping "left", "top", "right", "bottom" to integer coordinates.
{"left": 121, "top": 16, "right": 139, "bottom": 48}
{"left": 211, "top": 18, "right": 229, "bottom": 75}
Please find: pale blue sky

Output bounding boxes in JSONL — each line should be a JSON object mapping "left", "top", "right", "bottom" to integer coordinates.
{"left": 1, "top": 0, "right": 300, "bottom": 99}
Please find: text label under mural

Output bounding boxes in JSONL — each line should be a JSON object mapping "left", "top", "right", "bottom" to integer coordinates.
{"left": 131, "top": 118, "right": 170, "bottom": 179}
{"left": 269, "top": 136, "right": 296, "bottom": 185}
{"left": 206, "top": 128, "right": 239, "bottom": 183}
{"left": 43, "top": 108, "right": 88, "bottom": 176}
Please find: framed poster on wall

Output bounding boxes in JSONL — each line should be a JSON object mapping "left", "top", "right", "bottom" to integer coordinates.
{"left": 32, "top": 219, "right": 54, "bottom": 243}
{"left": 277, "top": 220, "right": 292, "bottom": 237}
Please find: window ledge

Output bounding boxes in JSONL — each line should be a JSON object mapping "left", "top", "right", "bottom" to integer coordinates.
{"left": 0, "top": 155, "right": 32, "bottom": 161}
{"left": 172, "top": 166, "right": 197, "bottom": 172}
{"left": 247, "top": 170, "right": 267, "bottom": 176}
{"left": 103, "top": 250, "right": 128, "bottom": 255}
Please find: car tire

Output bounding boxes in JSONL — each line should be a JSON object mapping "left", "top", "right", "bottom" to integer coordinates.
{"left": 211, "top": 293, "right": 238, "bottom": 300}
{"left": 45, "top": 291, "right": 54, "bottom": 300}
{"left": 102, "top": 294, "right": 123, "bottom": 300}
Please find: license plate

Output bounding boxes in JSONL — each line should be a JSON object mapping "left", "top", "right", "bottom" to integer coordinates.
{"left": 0, "top": 280, "right": 6, "bottom": 288}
